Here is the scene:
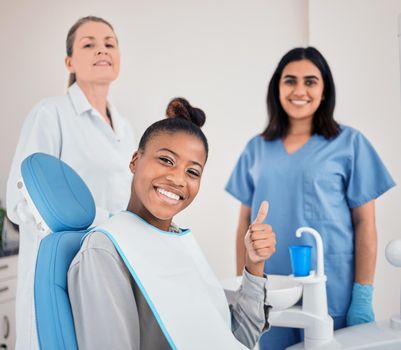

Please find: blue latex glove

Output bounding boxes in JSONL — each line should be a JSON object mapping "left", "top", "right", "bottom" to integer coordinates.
{"left": 346, "top": 283, "right": 375, "bottom": 326}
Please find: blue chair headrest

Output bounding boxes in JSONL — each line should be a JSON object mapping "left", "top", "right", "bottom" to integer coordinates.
{"left": 21, "top": 153, "right": 95, "bottom": 231}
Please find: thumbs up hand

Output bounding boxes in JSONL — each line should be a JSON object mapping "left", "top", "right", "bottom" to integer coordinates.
{"left": 244, "top": 201, "right": 276, "bottom": 276}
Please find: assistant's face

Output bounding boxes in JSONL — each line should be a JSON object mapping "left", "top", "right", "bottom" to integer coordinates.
{"left": 279, "top": 59, "right": 324, "bottom": 123}
{"left": 128, "top": 132, "right": 207, "bottom": 231}
{"left": 65, "top": 21, "right": 120, "bottom": 85}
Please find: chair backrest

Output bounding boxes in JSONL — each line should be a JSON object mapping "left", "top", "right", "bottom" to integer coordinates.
{"left": 34, "top": 230, "right": 88, "bottom": 349}
{"left": 21, "top": 153, "right": 96, "bottom": 350}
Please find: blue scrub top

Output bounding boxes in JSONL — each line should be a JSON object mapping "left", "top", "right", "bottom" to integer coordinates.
{"left": 226, "top": 125, "right": 395, "bottom": 317}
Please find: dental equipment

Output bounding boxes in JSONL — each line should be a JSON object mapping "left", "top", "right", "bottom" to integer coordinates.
{"left": 269, "top": 227, "right": 334, "bottom": 348}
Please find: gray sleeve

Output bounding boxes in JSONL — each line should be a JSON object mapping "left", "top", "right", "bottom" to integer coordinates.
{"left": 68, "top": 232, "right": 140, "bottom": 350}
{"left": 225, "top": 269, "right": 270, "bottom": 349}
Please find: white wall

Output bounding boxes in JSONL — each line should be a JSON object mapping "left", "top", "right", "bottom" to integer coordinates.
{"left": 309, "top": 0, "right": 401, "bottom": 320}
{"left": 0, "top": 0, "right": 399, "bottom": 323}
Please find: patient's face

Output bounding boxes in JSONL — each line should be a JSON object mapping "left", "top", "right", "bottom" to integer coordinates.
{"left": 128, "top": 132, "right": 206, "bottom": 231}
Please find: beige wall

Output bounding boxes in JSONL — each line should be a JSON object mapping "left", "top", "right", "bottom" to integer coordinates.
{"left": 0, "top": 0, "right": 399, "bottom": 322}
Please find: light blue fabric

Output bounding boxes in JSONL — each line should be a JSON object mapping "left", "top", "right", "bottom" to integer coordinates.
{"left": 21, "top": 153, "right": 96, "bottom": 350}
{"left": 35, "top": 230, "right": 89, "bottom": 350}
{"left": 226, "top": 125, "right": 395, "bottom": 349}
{"left": 21, "top": 152, "right": 95, "bottom": 232}
{"left": 346, "top": 283, "right": 375, "bottom": 326}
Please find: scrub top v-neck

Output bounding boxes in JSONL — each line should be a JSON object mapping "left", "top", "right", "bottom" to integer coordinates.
{"left": 278, "top": 134, "right": 317, "bottom": 157}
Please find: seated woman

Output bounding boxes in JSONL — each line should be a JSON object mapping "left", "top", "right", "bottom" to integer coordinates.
{"left": 67, "top": 98, "right": 276, "bottom": 350}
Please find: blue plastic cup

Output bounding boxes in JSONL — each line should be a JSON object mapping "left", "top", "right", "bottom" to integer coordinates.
{"left": 289, "top": 245, "right": 312, "bottom": 277}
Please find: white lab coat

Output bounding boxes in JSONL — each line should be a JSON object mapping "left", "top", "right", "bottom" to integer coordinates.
{"left": 6, "top": 83, "right": 135, "bottom": 350}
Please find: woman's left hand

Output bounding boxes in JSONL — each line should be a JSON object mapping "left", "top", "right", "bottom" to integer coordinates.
{"left": 346, "top": 283, "right": 375, "bottom": 326}
{"left": 244, "top": 201, "right": 276, "bottom": 275}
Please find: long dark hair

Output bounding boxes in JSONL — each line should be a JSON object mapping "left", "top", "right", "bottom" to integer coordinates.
{"left": 138, "top": 98, "right": 209, "bottom": 160}
{"left": 262, "top": 47, "right": 339, "bottom": 140}
{"left": 66, "top": 16, "right": 116, "bottom": 87}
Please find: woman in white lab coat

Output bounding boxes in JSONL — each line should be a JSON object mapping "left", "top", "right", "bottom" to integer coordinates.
{"left": 6, "top": 16, "right": 135, "bottom": 350}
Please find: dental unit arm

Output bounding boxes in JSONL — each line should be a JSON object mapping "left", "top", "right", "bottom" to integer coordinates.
{"left": 270, "top": 232, "right": 401, "bottom": 350}
{"left": 294, "top": 227, "right": 327, "bottom": 318}
{"left": 269, "top": 227, "right": 334, "bottom": 348}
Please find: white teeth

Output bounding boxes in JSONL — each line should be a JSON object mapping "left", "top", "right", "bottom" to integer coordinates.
{"left": 291, "top": 100, "right": 309, "bottom": 106}
{"left": 157, "top": 188, "right": 180, "bottom": 201}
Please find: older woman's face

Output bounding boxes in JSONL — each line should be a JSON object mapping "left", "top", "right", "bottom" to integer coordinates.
{"left": 65, "top": 21, "right": 120, "bottom": 85}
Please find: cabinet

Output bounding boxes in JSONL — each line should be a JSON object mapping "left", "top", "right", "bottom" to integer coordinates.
{"left": 0, "top": 255, "right": 17, "bottom": 349}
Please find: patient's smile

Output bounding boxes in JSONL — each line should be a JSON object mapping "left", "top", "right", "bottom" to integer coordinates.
{"left": 128, "top": 132, "right": 206, "bottom": 230}
{"left": 156, "top": 187, "right": 181, "bottom": 202}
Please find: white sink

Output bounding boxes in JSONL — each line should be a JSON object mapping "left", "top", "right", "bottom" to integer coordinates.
{"left": 267, "top": 274, "right": 303, "bottom": 310}
{"left": 221, "top": 274, "right": 303, "bottom": 311}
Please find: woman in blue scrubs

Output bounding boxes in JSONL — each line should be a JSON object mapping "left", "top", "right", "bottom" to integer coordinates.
{"left": 225, "top": 47, "right": 396, "bottom": 349}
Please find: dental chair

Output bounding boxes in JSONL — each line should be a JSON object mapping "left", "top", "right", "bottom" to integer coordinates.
{"left": 19, "top": 152, "right": 96, "bottom": 350}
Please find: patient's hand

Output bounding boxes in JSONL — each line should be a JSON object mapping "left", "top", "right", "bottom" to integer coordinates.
{"left": 244, "top": 201, "right": 276, "bottom": 276}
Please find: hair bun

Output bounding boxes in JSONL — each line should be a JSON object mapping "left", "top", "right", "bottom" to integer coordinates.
{"left": 166, "top": 97, "right": 206, "bottom": 128}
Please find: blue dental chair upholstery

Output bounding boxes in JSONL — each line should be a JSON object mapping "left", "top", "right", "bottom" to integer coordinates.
{"left": 21, "top": 153, "right": 96, "bottom": 350}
